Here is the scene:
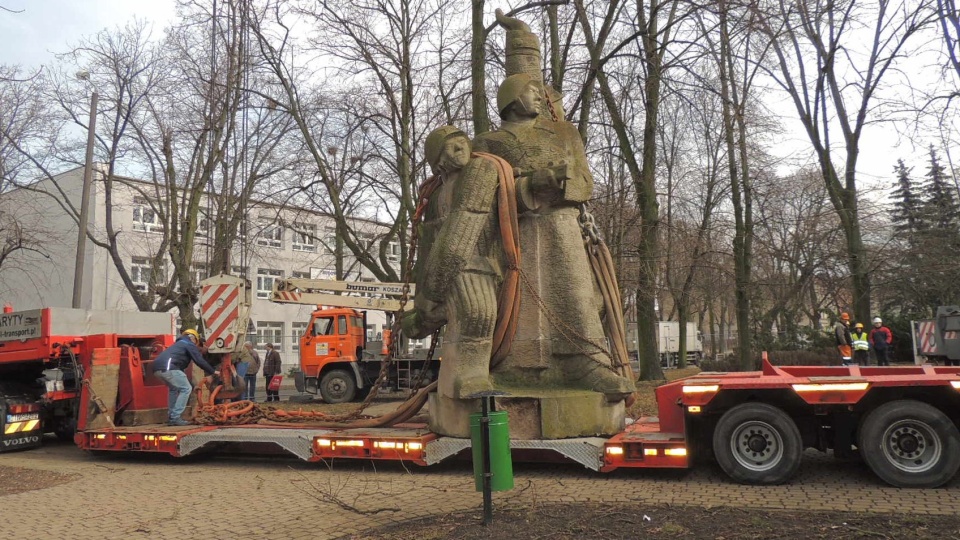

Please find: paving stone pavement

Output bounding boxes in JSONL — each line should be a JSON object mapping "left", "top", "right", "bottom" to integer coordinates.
{"left": 1, "top": 438, "right": 959, "bottom": 540}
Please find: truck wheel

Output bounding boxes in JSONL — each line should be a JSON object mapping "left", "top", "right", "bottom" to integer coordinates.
{"left": 713, "top": 402, "right": 803, "bottom": 485}
{"left": 319, "top": 369, "right": 357, "bottom": 403}
{"left": 858, "top": 400, "right": 960, "bottom": 488}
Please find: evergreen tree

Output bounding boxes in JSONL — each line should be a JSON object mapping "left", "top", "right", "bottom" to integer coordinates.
{"left": 890, "top": 159, "right": 924, "bottom": 236}
{"left": 922, "top": 147, "right": 960, "bottom": 232}
{"left": 917, "top": 147, "right": 960, "bottom": 308}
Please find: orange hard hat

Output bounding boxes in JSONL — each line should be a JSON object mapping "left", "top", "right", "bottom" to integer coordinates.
{"left": 840, "top": 312, "right": 850, "bottom": 321}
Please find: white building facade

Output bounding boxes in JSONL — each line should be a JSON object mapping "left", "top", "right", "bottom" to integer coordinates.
{"left": 0, "top": 166, "right": 402, "bottom": 360}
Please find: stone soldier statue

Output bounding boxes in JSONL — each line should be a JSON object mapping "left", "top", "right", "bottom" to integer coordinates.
{"left": 403, "top": 125, "right": 515, "bottom": 400}
{"left": 472, "top": 11, "right": 634, "bottom": 402}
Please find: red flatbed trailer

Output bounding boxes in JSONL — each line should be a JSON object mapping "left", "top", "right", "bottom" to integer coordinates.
{"left": 74, "top": 345, "right": 960, "bottom": 488}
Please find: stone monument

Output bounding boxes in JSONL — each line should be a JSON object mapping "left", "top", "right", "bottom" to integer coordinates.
{"left": 407, "top": 11, "right": 635, "bottom": 439}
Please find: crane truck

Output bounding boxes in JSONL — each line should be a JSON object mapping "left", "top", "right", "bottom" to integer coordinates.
{"left": 269, "top": 277, "right": 438, "bottom": 403}
{"left": 7, "top": 276, "right": 960, "bottom": 489}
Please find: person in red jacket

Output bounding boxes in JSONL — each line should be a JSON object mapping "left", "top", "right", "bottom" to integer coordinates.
{"left": 869, "top": 317, "right": 893, "bottom": 366}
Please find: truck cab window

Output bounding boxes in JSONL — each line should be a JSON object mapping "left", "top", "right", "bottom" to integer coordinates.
{"left": 314, "top": 317, "right": 334, "bottom": 336}
{"left": 338, "top": 316, "right": 347, "bottom": 335}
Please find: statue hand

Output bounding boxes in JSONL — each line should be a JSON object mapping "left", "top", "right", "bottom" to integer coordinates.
{"left": 402, "top": 299, "right": 446, "bottom": 339}
{"left": 531, "top": 168, "right": 564, "bottom": 194}
{"left": 495, "top": 8, "right": 531, "bottom": 32}
{"left": 401, "top": 310, "right": 429, "bottom": 339}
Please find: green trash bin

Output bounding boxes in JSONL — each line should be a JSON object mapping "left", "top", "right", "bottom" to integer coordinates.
{"left": 470, "top": 410, "right": 514, "bottom": 492}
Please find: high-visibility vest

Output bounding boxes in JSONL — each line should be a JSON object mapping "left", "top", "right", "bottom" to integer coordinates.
{"left": 852, "top": 332, "right": 869, "bottom": 351}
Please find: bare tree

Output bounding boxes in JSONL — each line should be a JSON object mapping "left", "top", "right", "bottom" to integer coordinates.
{"left": 575, "top": 0, "right": 697, "bottom": 380}
{"left": 3, "top": 3, "right": 290, "bottom": 329}
{"left": 754, "top": 0, "right": 936, "bottom": 326}
{"left": 249, "top": 0, "right": 467, "bottom": 283}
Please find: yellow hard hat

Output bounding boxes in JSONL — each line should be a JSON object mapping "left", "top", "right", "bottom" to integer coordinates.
{"left": 183, "top": 329, "right": 201, "bottom": 340}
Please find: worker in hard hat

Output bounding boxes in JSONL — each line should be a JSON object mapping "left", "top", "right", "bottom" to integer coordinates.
{"left": 851, "top": 322, "right": 870, "bottom": 366}
{"left": 151, "top": 329, "right": 219, "bottom": 426}
{"left": 869, "top": 317, "right": 893, "bottom": 366}
{"left": 835, "top": 313, "right": 853, "bottom": 366}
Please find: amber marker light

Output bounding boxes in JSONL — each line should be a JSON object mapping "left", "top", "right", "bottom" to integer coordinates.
{"left": 336, "top": 440, "right": 365, "bottom": 447}
{"left": 951, "top": 381, "right": 960, "bottom": 390}
{"left": 792, "top": 382, "right": 869, "bottom": 392}
{"left": 687, "top": 406, "right": 702, "bottom": 413}
{"left": 682, "top": 384, "right": 719, "bottom": 394}
{"left": 664, "top": 448, "right": 687, "bottom": 457}
{"left": 605, "top": 445, "right": 624, "bottom": 455}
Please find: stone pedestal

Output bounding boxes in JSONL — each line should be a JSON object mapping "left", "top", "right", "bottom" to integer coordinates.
{"left": 428, "top": 388, "right": 625, "bottom": 439}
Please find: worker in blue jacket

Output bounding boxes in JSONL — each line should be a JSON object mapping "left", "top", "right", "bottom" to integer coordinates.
{"left": 151, "top": 329, "right": 218, "bottom": 426}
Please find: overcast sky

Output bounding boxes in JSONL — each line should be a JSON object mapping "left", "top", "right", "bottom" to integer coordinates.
{"left": 0, "top": 0, "right": 176, "bottom": 67}
{"left": 0, "top": 0, "right": 951, "bottom": 192}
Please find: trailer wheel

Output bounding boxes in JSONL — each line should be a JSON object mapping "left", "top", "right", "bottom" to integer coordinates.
{"left": 319, "top": 369, "right": 357, "bottom": 403}
{"left": 713, "top": 402, "right": 803, "bottom": 485}
{"left": 858, "top": 400, "right": 960, "bottom": 488}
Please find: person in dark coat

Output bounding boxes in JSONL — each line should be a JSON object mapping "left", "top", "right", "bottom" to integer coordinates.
{"left": 151, "top": 329, "right": 218, "bottom": 425}
{"left": 262, "top": 343, "right": 282, "bottom": 402}
{"left": 239, "top": 341, "right": 261, "bottom": 401}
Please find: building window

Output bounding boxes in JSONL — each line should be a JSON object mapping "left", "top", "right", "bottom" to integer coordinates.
{"left": 256, "top": 321, "right": 284, "bottom": 351}
{"left": 292, "top": 322, "right": 308, "bottom": 352}
{"left": 256, "top": 268, "right": 283, "bottom": 299}
{"left": 196, "top": 213, "right": 211, "bottom": 238}
{"left": 321, "top": 228, "right": 337, "bottom": 254}
{"left": 232, "top": 265, "right": 247, "bottom": 279}
{"left": 130, "top": 257, "right": 164, "bottom": 293}
{"left": 388, "top": 240, "right": 400, "bottom": 262}
{"left": 192, "top": 263, "right": 209, "bottom": 283}
{"left": 257, "top": 218, "right": 283, "bottom": 248}
{"left": 292, "top": 222, "right": 317, "bottom": 252}
{"left": 132, "top": 197, "right": 162, "bottom": 233}
{"left": 292, "top": 270, "right": 310, "bottom": 280}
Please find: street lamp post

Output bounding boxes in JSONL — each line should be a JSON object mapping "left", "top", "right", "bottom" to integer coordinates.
{"left": 72, "top": 72, "right": 98, "bottom": 309}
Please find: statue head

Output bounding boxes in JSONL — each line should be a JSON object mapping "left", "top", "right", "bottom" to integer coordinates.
{"left": 425, "top": 125, "right": 471, "bottom": 175}
{"left": 497, "top": 73, "right": 542, "bottom": 120}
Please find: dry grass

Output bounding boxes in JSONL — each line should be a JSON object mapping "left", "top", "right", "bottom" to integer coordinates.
{"left": 627, "top": 367, "right": 701, "bottom": 418}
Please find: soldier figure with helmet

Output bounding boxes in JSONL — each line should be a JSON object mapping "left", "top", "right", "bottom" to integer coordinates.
{"left": 403, "top": 125, "right": 508, "bottom": 399}
{"left": 150, "top": 328, "right": 219, "bottom": 425}
{"left": 470, "top": 10, "right": 634, "bottom": 400}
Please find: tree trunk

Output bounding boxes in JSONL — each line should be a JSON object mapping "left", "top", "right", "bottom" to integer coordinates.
{"left": 718, "top": 3, "right": 753, "bottom": 371}
{"left": 471, "top": 0, "right": 490, "bottom": 134}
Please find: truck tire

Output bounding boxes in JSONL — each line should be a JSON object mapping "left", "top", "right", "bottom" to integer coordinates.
{"left": 319, "top": 369, "right": 357, "bottom": 404}
{"left": 712, "top": 402, "right": 803, "bottom": 485}
{"left": 858, "top": 400, "right": 960, "bottom": 488}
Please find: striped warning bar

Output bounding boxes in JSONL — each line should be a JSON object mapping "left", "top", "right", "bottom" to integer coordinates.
{"left": 200, "top": 279, "right": 242, "bottom": 352}
{"left": 917, "top": 320, "right": 938, "bottom": 355}
{"left": 274, "top": 290, "right": 302, "bottom": 303}
{"left": 4, "top": 419, "right": 40, "bottom": 435}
